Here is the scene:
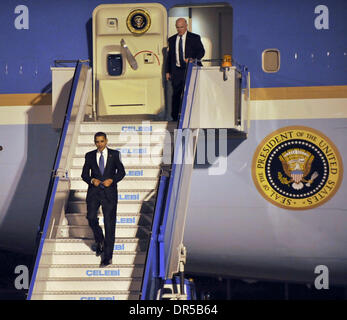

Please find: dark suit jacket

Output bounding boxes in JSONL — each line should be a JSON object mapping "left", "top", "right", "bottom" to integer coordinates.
{"left": 81, "top": 148, "right": 125, "bottom": 202}
{"left": 165, "top": 31, "right": 205, "bottom": 74}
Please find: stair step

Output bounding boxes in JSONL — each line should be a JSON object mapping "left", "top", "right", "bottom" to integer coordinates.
{"left": 70, "top": 179, "right": 158, "bottom": 191}
{"left": 75, "top": 145, "right": 165, "bottom": 157}
{"left": 55, "top": 225, "right": 150, "bottom": 239}
{"left": 72, "top": 155, "right": 164, "bottom": 167}
{"left": 64, "top": 212, "right": 153, "bottom": 227}
{"left": 30, "top": 290, "right": 141, "bottom": 300}
{"left": 30, "top": 121, "right": 172, "bottom": 300}
{"left": 80, "top": 122, "right": 169, "bottom": 133}
{"left": 68, "top": 190, "right": 157, "bottom": 202}
{"left": 35, "top": 264, "right": 145, "bottom": 279}
{"left": 39, "top": 251, "right": 146, "bottom": 265}
{"left": 78, "top": 132, "right": 169, "bottom": 144}
{"left": 33, "top": 277, "right": 142, "bottom": 291}
{"left": 43, "top": 239, "right": 148, "bottom": 253}
{"left": 67, "top": 201, "right": 155, "bottom": 214}
{"left": 70, "top": 168, "right": 161, "bottom": 178}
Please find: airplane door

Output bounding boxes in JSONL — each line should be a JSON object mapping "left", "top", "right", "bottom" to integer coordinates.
{"left": 93, "top": 3, "right": 234, "bottom": 118}
{"left": 168, "top": 4, "right": 234, "bottom": 67}
{"left": 93, "top": 3, "right": 167, "bottom": 117}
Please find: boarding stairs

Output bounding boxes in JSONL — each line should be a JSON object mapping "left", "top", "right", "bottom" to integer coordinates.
{"left": 28, "top": 60, "right": 248, "bottom": 300}
{"left": 29, "top": 121, "right": 173, "bottom": 300}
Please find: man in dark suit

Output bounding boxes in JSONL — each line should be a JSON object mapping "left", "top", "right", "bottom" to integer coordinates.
{"left": 81, "top": 132, "right": 125, "bottom": 267}
{"left": 165, "top": 18, "right": 205, "bottom": 121}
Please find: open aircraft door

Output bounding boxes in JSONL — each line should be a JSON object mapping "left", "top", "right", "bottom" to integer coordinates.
{"left": 93, "top": 3, "right": 167, "bottom": 117}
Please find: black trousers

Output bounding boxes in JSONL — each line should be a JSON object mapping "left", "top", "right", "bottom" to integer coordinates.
{"left": 171, "top": 67, "right": 186, "bottom": 121}
{"left": 86, "top": 189, "right": 117, "bottom": 260}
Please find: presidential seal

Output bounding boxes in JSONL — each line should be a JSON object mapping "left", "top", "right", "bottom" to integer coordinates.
{"left": 252, "top": 126, "right": 343, "bottom": 210}
{"left": 126, "top": 9, "right": 151, "bottom": 34}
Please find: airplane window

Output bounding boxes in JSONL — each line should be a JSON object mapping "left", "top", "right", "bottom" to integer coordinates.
{"left": 262, "top": 49, "right": 280, "bottom": 73}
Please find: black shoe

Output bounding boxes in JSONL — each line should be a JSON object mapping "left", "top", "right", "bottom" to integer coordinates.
{"left": 94, "top": 242, "right": 103, "bottom": 257}
{"left": 100, "top": 258, "right": 112, "bottom": 268}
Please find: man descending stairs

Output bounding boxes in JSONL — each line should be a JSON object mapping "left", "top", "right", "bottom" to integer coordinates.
{"left": 30, "top": 121, "right": 172, "bottom": 300}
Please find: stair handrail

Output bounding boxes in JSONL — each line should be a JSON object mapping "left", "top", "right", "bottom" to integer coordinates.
{"left": 158, "top": 61, "right": 200, "bottom": 280}
{"left": 27, "top": 61, "right": 91, "bottom": 299}
{"left": 141, "top": 61, "right": 199, "bottom": 299}
{"left": 140, "top": 175, "right": 168, "bottom": 300}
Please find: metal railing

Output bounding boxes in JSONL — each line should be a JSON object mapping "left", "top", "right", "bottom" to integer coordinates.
{"left": 140, "top": 175, "right": 168, "bottom": 300}
{"left": 140, "top": 61, "right": 199, "bottom": 299}
{"left": 141, "top": 59, "right": 248, "bottom": 299}
{"left": 158, "top": 61, "right": 200, "bottom": 280}
{"left": 27, "top": 61, "right": 91, "bottom": 299}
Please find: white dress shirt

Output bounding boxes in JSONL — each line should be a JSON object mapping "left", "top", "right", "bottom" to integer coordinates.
{"left": 175, "top": 31, "right": 187, "bottom": 67}
{"left": 91, "top": 148, "right": 108, "bottom": 185}
{"left": 96, "top": 148, "right": 108, "bottom": 169}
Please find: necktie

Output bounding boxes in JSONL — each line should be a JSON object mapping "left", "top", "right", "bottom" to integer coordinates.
{"left": 99, "top": 152, "right": 105, "bottom": 175}
{"left": 179, "top": 35, "right": 185, "bottom": 67}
